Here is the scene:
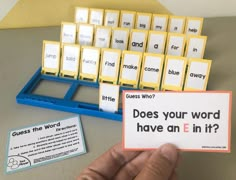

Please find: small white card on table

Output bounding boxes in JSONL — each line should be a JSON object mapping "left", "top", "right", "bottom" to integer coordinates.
{"left": 5, "top": 116, "right": 86, "bottom": 173}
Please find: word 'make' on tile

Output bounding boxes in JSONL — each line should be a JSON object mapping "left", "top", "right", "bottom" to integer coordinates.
{"left": 119, "top": 51, "right": 142, "bottom": 88}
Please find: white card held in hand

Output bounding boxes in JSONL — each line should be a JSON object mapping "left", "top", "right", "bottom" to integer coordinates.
{"left": 129, "top": 29, "right": 148, "bottom": 52}
{"left": 166, "top": 33, "right": 186, "bottom": 56}
{"left": 74, "top": 7, "right": 89, "bottom": 23}
{"left": 135, "top": 12, "right": 152, "bottom": 30}
{"left": 151, "top": 14, "right": 169, "bottom": 32}
{"left": 123, "top": 91, "right": 232, "bottom": 153}
{"left": 185, "top": 35, "right": 207, "bottom": 58}
{"left": 99, "top": 83, "right": 120, "bottom": 113}
{"left": 185, "top": 17, "right": 204, "bottom": 35}
{"left": 111, "top": 27, "right": 129, "bottom": 50}
{"left": 120, "top": 10, "right": 136, "bottom": 29}
{"left": 60, "top": 44, "right": 80, "bottom": 79}
{"left": 60, "top": 22, "right": 77, "bottom": 44}
{"left": 147, "top": 31, "right": 167, "bottom": 54}
{"left": 184, "top": 58, "right": 212, "bottom": 91}
{"left": 41, "top": 41, "right": 61, "bottom": 75}
{"left": 80, "top": 46, "right": 100, "bottom": 81}
{"left": 104, "top": 9, "right": 120, "bottom": 27}
{"left": 94, "top": 26, "right": 112, "bottom": 48}
{"left": 77, "top": 23, "right": 94, "bottom": 46}
{"left": 139, "top": 53, "right": 164, "bottom": 90}
{"left": 99, "top": 48, "right": 121, "bottom": 84}
{"left": 119, "top": 51, "right": 142, "bottom": 88}
{"left": 168, "top": 16, "right": 186, "bottom": 33}
{"left": 89, "top": 8, "right": 104, "bottom": 26}
{"left": 162, "top": 56, "right": 187, "bottom": 91}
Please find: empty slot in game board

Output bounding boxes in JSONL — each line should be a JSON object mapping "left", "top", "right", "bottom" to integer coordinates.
{"left": 32, "top": 79, "right": 71, "bottom": 98}
{"left": 72, "top": 85, "right": 99, "bottom": 105}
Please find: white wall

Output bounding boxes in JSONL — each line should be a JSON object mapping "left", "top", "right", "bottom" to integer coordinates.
{"left": 0, "top": 0, "right": 18, "bottom": 21}
{"left": 1, "top": 0, "right": 236, "bottom": 21}
{"left": 159, "top": 0, "right": 236, "bottom": 17}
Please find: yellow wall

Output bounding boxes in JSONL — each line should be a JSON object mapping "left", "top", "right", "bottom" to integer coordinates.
{"left": 0, "top": 0, "right": 170, "bottom": 29}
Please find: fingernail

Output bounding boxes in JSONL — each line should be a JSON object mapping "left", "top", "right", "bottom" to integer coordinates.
{"left": 160, "top": 144, "right": 178, "bottom": 164}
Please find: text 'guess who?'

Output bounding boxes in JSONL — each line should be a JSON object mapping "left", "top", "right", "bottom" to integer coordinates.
{"left": 166, "top": 33, "right": 186, "bottom": 56}
{"left": 185, "top": 17, "right": 204, "bottom": 35}
{"left": 104, "top": 9, "right": 120, "bottom": 27}
{"left": 94, "top": 26, "right": 112, "bottom": 48}
{"left": 139, "top": 53, "right": 164, "bottom": 90}
{"left": 162, "top": 56, "right": 187, "bottom": 91}
{"left": 185, "top": 35, "right": 207, "bottom": 59}
{"left": 151, "top": 14, "right": 169, "bottom": 32}
{"left": 77, "top": 23, "right": 94, "bottom": 46}
{"left": 111, "top": 27, "right": 130, "bottom": 51}
{"left": 184, "top": 58, "right": 212, "bottom": 91}
{"left": 123, "top": 91, "right": 232, "bottom": 152}
{"left": 60, "top": 22, "right": 77, "bottom": 45}
{"left": 60, "top": 44, "right": 80, "bottom": 79}
{"left": 99, "top": 83, "right": 120, "bottom": 113}
{"left": 120, "top": 10, "right": 136, "bottom": 29}
{"left": 129, "top": 29, "right": 148, "bottom": 52}
{"left": 135, "top": 12, "right": 152, "bottom": 30}
{"left": 89, "top": 8, "right": 104, "bottom": 26}
{"left": 99, "top": 48, "right": 121, "bottom": 84}
{"left": 41, "top": 41, "right": 61, "bottom": 76}
{"left": 74, "top": 7, "right": 89, "bottom": 23}
{"left": 119, "top": 51, "right": 142, "bottom": 88}
{"left": 168, "top": 16, "right": 186, "bottom": 33}
{"left": 147, "top": 31, "right": 167, "bottom": 54}
{"left": 80, "top": 46, "right": 100, "bottom": 81}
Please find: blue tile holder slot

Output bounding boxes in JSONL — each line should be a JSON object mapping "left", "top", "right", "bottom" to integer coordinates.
{"left": 16, "top": 67, "right": 134, "bottom": 122}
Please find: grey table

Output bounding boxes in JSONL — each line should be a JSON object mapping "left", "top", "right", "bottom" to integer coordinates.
{"left": 0, "top": 17, "right": 236, "bottom": 180}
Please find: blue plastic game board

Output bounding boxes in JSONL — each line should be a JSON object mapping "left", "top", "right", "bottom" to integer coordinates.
{"left": 16, "top": 67, "right": 132, "bottom": 121}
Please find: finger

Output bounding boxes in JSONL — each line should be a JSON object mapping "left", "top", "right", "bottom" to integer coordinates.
{"left": 168, "top": 152, "right": 181, "bottom": 180}
{"left": 78, "top": 143, "right": 142, "bottom": 180}
{"left": 168, "top": 150, "right": 181, "bottom": 180}
{"left": 135, "top": 144, "right": 179, "bottom": 180}
{"left": 169, "top": 171, "right": 178, "bottom": 180}
{"left": 176, "top": 153, "right": 182, "bottom": 168}
{"left": 113, "top": 150, "right": 153, "bottom": 180}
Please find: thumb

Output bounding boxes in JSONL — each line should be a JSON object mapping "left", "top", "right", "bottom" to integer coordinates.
{"left": 135, "top": 144, "right": 179, "bottom": 180}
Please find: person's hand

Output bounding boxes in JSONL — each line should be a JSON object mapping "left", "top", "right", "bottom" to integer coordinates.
{"left": 77, "top": 143, "right": 180, "bottom": 180}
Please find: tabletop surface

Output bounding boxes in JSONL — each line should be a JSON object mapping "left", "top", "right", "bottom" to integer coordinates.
{"left": 0, "top": 17, "right": 236, "bottom": 180}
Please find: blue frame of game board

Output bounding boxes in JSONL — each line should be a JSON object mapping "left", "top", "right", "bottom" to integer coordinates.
{"left": 16, "top": 67, "right": 134, "bottom": 121}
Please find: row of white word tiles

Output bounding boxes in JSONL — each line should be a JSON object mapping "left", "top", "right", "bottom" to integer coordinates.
{"left": 41, "top": 41, "right": 211, "bottom": 91}
{"left": 61, "top": 22, "right": 207, "bottom": 58}
{"left": 74, "top": 7, "right": 203, "bottom": 34}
